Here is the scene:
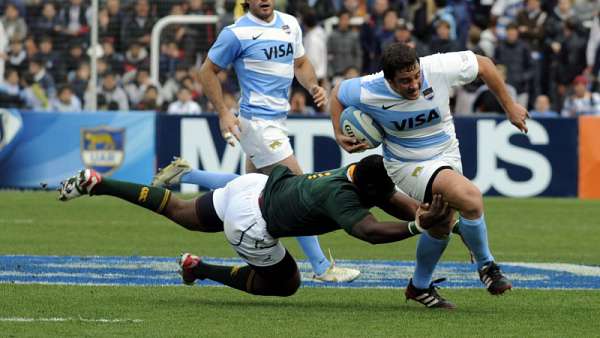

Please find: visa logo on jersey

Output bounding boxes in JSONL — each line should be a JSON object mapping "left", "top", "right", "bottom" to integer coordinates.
{"left": 262, "top": 43, "right": 293, "bottom": 60}
{"left": 392, "top": 109, "right": 441, "bottom": 131}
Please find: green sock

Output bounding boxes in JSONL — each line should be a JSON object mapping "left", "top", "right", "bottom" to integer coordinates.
{"left": 194, "top": 262, "right": 254, "bottom": 293}
{"left": 91, "top": 178, "right": 172, "bottom": 214}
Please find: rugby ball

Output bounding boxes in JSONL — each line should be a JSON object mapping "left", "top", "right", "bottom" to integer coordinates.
{"left": 340, "top": 106, "right": 384, "bottom": 148}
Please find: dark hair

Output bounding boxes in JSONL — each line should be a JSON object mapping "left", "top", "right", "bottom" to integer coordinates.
{"left": 381, "top": 43, "right": 418, "bottom": 80}
{"left": 353, "top": 155, "right": 396, "bottom": 205}
{"left": 303, "top": 9, "right": 318, "bottom": 28}
{"left": 506, "top": 22, "right": 518, "bottom": 31}
{"left": 338, "top": 9, "right": 351, "bottom": 18}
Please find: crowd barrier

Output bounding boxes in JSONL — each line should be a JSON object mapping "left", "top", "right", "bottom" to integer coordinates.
{"left": 1, "top": 110, "right": 598, "bottom": 198}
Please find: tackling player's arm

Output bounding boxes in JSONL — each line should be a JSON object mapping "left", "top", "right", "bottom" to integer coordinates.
{"left": 350, "top": 195, "right": 454, "bottom": 244}
{"left": 199, "top": 58, "right": 240, "bottom": 145}
{"left": 294, "top": 55, "right": 327, "bottom": 107}
{"left": 330, "top": 83, "right": 369, "bottom": 153}
{"left": 476, "top": 55, "right": 529, "bottom": 133}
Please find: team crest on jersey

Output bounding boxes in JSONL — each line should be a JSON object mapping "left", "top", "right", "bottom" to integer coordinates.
{"left": 422, "top": 87, "right": 434, "bottom": 100}
{"left": 281, "top": 24, "right": 291, "bottom": 34}
{"left": 81, "top": 126, "right": 125, "bottom": 175}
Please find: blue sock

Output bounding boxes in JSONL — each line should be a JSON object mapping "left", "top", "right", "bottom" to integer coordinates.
{"left": 296, "top": 236, "right": 329, "bottom": 275}
{"left": 458, "top": 215, "right": 494, "bottom": 269}
{"left": 412, "top": 232, "right": 450, "bottom": 289}
{"left": 180, "top": 170, "right": 239, "bottom": 190}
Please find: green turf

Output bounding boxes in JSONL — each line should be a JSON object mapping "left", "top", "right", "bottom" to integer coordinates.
{"left": 1, "top": 191, "right": 600, "bottom": 337}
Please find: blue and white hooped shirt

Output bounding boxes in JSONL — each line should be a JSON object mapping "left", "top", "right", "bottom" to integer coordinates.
{"left": 337, "top": 51, "right": 479, "bottom": 162}
{"left": 208, "top": 10, "right": 304, "bottom": 120}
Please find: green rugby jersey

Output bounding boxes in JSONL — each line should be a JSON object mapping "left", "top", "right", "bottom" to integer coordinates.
{"left": 262, "top": 164, "right": 373, "bottom": 238}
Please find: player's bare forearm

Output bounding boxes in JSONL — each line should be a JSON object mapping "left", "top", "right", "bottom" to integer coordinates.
{"left": 378, "top": 192, "right": 419, "bottom": 222}
{"left": 477, "top": 55, "right": 529, "bottom": 132}
{"left": 350, "top": 214, "right": 415, "bottom": 244}
{"left": 293, "top": 55, "right": 319, "bottom": 91}
{"left": 330, "top": 85, "right": 345, "bottom": 133}
{"left": 199, "top": 58, "right": 229, "bottom": 117}
{"left": 476, "top": 55, "right": 515, "bottom": 111}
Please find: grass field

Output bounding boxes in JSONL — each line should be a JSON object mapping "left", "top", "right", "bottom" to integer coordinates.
{"left": 2, "top": 191, "right": 600, "bottom": 337}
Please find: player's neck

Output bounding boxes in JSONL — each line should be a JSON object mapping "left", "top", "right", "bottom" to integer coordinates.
{"left": 248, "top": 11, "right": 276, "bottom": 25}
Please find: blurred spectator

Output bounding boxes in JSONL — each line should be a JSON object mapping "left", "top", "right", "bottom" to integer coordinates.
{"left": 384, "top": 22, "right": 429, "bottom": 57}
{"left": 87, "top": 71, "right": 129, "bottom": 111}
{"left": 529, "top": 94, "right": 559, "bottom": 117}
{"left": 29, "top": 54, "right": 56, "bottom": 99}
{"left": 59, "top": 39, "right": 88, "bottom": 82}
{"left": 327, "top": 10, "right": 362, "bottom": 78}
{"left": 429, "top": 19, "right": 460, "bottom": 54}
{"left": 124, "top": 67, "right": 161, "bottom": 106}
{"left": 376, "top": 9, "right": 399, "bottom": 50}
{"left": 516, "top": 0, "right": 547, "bottom": 103}
{"left": 57, "top": 0, "right": 89, "bottom": 44}
{"left": 50, "top": 84, "right": 82, "bottom": 112}
{"left": 289, "top": 90, "right": 315, "bottom": 115}
{"left": 572, "top": 0, "right": 599, "bottom": 24}
{"left": 0, "top": 67, "right": 24, "bottom": 107}
{"left": 490, "top": 0, "right": 524, "bottom": 40}
{"left": 586, "top": 14, "right": 599, "bottom": 86}
{"left": 561, "top": 75, "right": 600, "bottom": 116}
{"left": 30, "top": 2, "right": 60, "bottom": 42}
{"left": 37, "top": 36, "right": 61, "bottom": 82}
{"left": 100, "top": 38, "right": 125, "bottom": 75}
{"left": 6, "top": 38, "right": 26, "bottom": 73}
{"left": 303, "top": 10, "right": 327, "bottom": 81}
{"left": 159, "top": 40, "right": 182, "bottom": 80}
{"left": 473, "top": 64, "right": 518, "bottom": 114}
{"left": 161, "top": 63, "right": 187, "bottom": 103}
{"left": 120, "top": 0, "right": 156, "bottom": 48}
{"left": 1, "top": 2, "right": 27, "bottom": 42}
{"left": 553, "top": 18, "right": 587, "bottom": 105}
{"left": 343, "top": 66, "right": 360, "bottom": 79}
{"left": 135, "top": 84, "right": 161, "bottom": 111}
{"left": 479, "top": 16, "right": 498, "bottom": 58}
{"left": 167, "top": 87, "right": 201, "bottom": 114}
{"left": 68, "top": 61, "right": 90, "bottom": 101}
{"left": 430, "top": 0, "right": 457, "bottom": 42}
{"left": 495, "top": 22, "right": 532, "bottom": 107}
{"left": 22, "top": 72, "right": 48, "bottom": 110}
{"left": 0, "top": 20, "right": 6, "bottom": 80}
{"left": 360, "top": 0, "right": 390, "bottom": 73}
{"left": 23, "top": 34, "right": 36, "bottom": 57}
{"left": 123, "top": 41, "right": 148, "bottom": 74}
{"left": 105, "top": 0, "right": 124, "bottom": 51}
{"left": 287, "top": 0, "right": 336, "bottom": 21}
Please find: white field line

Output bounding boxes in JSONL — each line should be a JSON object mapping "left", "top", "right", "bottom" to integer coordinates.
{"left": 0, "top": 317, "right": 143, "bottom": 323}
{"left": 508, "top": 262, "right": 600, "bottom": 276}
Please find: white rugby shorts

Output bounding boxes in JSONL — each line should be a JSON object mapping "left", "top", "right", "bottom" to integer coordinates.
{"left": 239, "top": 116, "right": 294, "bottom": 169}
{"left": 384, "top": 147, "right": 463, "bottom": 202}
{"left": 212, "top": 173, "right": 286, "bottom": 267}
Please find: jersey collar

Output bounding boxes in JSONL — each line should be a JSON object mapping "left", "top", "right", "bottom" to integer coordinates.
{"left": 247, "top": 10, "right": 278, "bottom": 26}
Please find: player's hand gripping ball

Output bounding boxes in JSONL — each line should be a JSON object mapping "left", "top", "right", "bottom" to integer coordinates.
{"left": 340, "top": 106, "right": 384, "bottom": 149}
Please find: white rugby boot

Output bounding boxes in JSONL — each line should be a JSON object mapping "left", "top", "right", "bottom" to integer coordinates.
{"left": 151, "top": 157, "right": 192, "bottom": 187}
{"left": 312, "top": 251, "right": 360, "bottom": 283}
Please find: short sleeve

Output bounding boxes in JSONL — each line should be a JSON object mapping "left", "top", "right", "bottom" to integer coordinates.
{"left": 293, "top": 20, "right": 305, "bottom": 59}
{"left": 337, "top": 78, "right": 362, "bottom": 107}
{"left": 207, "top": 28, "right": 241, "bottom": 69}
{"left": 428, "top": 51, "right": 479, "bottom": 87}
{"left": 324, "top": 187, "right": 371, "bottom": 234}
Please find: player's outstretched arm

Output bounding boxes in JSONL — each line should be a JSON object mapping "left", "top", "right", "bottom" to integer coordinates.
{"left": 330, "top": 84, "right": 369, "bottom": 153}
{"left": 199, "top": 58, "right": 240, "bottom": 145}
{"left": 350, "top": 195, "right": 453, "bottom": 244}
{"left": 476, "top": 55, "right": 529, "bottom": 133}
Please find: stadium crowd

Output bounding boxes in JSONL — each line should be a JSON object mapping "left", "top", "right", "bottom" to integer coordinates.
{"left": 0, "top": 0, "right": 599, "bottom": 116}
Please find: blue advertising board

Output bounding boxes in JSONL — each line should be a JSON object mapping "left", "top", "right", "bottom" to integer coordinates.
{"left": 156, "top": 115, "right": 578, "bottom": 197}
{"left": 0, "top": 111, "right": 156, "bottom": 189}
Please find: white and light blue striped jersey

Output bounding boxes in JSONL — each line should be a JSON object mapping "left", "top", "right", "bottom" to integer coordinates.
{"left": 207, "top": 11, "right": 304, "bottom": 119}
{"left": 337, "top": 51, "right": 479, "bottom": 162}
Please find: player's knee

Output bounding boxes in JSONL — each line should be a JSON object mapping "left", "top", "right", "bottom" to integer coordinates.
{"left": 460, "top": 184, "right": 483, "bottom": 218}
{"left": 278, "top": 271, "right": 301, "bottom": 297}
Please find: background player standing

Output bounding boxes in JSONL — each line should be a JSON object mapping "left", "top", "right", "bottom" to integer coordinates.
{"left": 193, "top": 0, "right": 359, "bottom": 282}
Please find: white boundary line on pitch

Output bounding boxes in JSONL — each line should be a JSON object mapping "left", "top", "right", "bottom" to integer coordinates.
{"left": 0, "top": 317, "right": 143, "bottom": 323}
